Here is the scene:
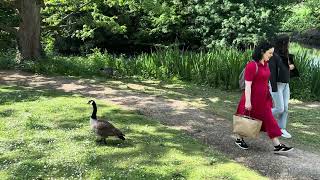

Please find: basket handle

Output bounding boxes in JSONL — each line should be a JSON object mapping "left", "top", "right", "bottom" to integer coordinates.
{"left": 241, "top": 115, "right": 254, "bottom": 120}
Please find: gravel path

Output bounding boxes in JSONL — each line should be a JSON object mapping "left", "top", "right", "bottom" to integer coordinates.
{"left": 1, "top": 70, "right": 320, "bottom": 180}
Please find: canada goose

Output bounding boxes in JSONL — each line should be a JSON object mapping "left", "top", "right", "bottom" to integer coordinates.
{"left": 99, "top": 67, "right": 117, "bottom": 77}
{"left": 88, "top": 100, "right": 125, "bottom": 144}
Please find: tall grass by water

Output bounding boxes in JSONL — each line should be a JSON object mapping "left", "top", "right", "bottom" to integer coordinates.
{"left": 1, "top": 44, "right": 320, "bottom": 100}
{"left": 289, "top": 43, "right": 320, "bottom": 100}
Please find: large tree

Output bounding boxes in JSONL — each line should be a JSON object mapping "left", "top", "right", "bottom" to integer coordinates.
{"left": 0, "top": 0, "right": 44, "bottom": 60}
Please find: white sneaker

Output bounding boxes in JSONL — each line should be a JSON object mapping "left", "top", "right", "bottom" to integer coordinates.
{"left": 281, "top": 129, "right": 292, "bottom": 138}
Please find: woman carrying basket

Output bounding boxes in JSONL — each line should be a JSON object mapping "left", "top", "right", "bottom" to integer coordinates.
{"left": 235, "top": 42, "right": 293, "bottom": 153}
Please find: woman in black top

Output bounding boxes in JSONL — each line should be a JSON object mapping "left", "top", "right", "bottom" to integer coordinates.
{"left": 269, "top": 34, "right": 299, "bottom": 138}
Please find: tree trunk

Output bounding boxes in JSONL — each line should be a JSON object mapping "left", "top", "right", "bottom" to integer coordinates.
{"left": 16, "top": 0, "right": 43, "bottom": 60}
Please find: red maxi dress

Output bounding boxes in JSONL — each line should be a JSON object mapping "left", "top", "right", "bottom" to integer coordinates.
{"left": 236, "top": 61, "right": 282, "bottom": 139}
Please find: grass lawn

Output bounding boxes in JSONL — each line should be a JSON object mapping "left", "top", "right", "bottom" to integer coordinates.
{"left": 0, "top": 85, "right": 266, "bottom": 179}
{"left": 101, "top": 78, "right": 320, "bottom": 153}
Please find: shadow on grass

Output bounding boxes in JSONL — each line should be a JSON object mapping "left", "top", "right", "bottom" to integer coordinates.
{"left": 2, "top": 116, "right": 230, "bottom": 179}
{"left": 0, "top": 108, "right": 15, "bottom": 117}
{"left": 0, "top": 85, "right": 69, "bottom": 105}
{"left": 95, "top": 139, "right": 135, "bottom": 148}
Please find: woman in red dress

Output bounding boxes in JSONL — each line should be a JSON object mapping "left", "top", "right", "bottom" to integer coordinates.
{"left": 235, "top": 42, "right": 293, "bottom": 153}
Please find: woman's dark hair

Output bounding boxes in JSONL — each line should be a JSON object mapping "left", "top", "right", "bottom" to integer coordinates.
{"left": 252, "top": 42, "right": 274, "bottom": 62}
{"left": 273, "top": 34, "right": 290, "bottom": 58}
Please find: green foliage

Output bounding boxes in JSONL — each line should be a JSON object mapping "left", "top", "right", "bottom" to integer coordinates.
{"left": 310, "top": 65, "right": 320, "bottom": 98}
{"left": 0, "top": 31, "right": 15, "bottom": 50}
{"left": 41, "top": 0, "right": 300, "bottom": 54}
{"left": 0, "top": 50, "right": 16, "bottom": 69}
{"left": 0, "top": 2, "right": 19, "bottom": 50}
{"left": 1, "top": 0, "right": 308, "bottom": 53}
{"left": 0, "top": 2, "right": 18, "bottom": 27}
{"left": 305, "top": 0, "right": 320, "bottom": 28}
{"left": 187, "top": 1, "right": 277, "bottom": 48}
{"left": 44, "top": 0, "right": 126, "bottom": 38}
{"left": 281, "top": 1, "right": 320, "bottom": 32}
{"left": 42, "top": 0, "right": 129, "bottom": 53}
{"left": 289, "top": 43, "right": 320, "bottom": 101}
{"left": 126, "top": 47, "right": 251, "bottom": 90}
{"left": 4, "top": 0, "right": 320, "bottom": 54}
{"left": 281, "top": 5, "right": 308, "bottom": 32}
{"left": 17, "top": 50, "right": 110, "bottom": 77}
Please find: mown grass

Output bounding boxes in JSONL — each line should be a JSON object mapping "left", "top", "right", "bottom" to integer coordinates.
{"left": 102, "top": 78, "right": 320, "bottom": 153}
{"left": 0, "top": 85, "right": 266, "bottom": 179}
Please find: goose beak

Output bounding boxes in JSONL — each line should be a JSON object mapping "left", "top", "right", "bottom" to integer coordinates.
{"left": 88, "top": 100, "right": 95, "bottom": 104}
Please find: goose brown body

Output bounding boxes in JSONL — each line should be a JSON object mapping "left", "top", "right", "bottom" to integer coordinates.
{"left": 88, "top": 100, "right": 125, "bottom": 141}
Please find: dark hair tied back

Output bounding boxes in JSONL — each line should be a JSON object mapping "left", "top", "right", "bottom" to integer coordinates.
{"left": 252, "top": 42, "right": 274, "bottom": 62}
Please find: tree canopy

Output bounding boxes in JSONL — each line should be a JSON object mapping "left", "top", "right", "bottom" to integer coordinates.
{"left": 1, "top": 0, "right": 315, "bottom": 54}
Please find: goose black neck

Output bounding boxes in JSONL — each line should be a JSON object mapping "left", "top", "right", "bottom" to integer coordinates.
{"left": 91, "top": 101, "right": 97, "bottom": 119}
